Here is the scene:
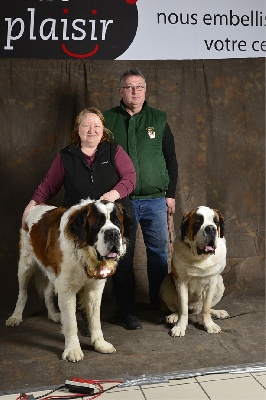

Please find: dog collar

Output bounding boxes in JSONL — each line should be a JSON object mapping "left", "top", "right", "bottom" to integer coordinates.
{"left": 83, "top": 263, "right": 115, "bottom": 280}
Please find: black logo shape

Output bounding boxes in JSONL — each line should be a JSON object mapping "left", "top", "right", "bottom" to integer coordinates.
{"left": 1, "top": 0, "right": 138, "bottom": 59}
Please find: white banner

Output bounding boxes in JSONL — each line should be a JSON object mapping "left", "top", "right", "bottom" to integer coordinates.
{"left": 117, "top": 0, "right": 266, "bottom": 60}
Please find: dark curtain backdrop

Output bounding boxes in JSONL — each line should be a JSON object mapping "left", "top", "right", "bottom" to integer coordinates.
{"left": 0, "top": 58, "right": 264, "bottom": 307}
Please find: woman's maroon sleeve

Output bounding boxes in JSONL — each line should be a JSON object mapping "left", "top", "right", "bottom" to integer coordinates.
{"left": 113, "top": 144, "right": 136, "bottom": 199}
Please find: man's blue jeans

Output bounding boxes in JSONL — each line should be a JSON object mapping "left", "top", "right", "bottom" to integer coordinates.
{"left": 112, "top": 197, "right": 169, "bottom": 316}
{"left": 132, "top": 197, "right": 169, "bottom": 308}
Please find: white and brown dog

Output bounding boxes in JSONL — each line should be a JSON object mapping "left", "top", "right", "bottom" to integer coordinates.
{"left": 159, "top": 206, "right": 229, "bottom": 337}
{"left": 6, "top": 199, "right": 132, "bottom": 362}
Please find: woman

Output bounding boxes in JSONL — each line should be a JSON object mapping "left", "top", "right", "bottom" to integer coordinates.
{"left": 22, "top": 107, "right": 136, "bottom": 223}
{"left": 22, "top": 108, "right": 140, "bottom": 330}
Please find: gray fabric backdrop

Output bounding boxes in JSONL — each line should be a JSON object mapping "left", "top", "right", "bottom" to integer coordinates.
{"left": 0, "top": 58, "right": 264, "bottom": 304}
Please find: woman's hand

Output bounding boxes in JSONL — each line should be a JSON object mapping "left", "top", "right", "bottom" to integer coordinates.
{"left": 22, "top": 200, "right": 37, "bottom": 229}
{"left": 100, "top": 190, "right": 120, "bottom": 203}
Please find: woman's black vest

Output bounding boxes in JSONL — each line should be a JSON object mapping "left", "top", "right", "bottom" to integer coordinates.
{"left": 60, "top": 142, "right": 133, "bottom": 214}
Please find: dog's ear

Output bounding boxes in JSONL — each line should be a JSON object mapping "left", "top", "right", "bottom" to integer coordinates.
{"left": 123, "top": 211, "right": 134, "bottom": 240}
{"left": 214, "top": 209, "right": 225, "bottom": 238}
{"left": 180, "top": 209, "right": 199, "bottom": 241}
{"left": 68, "top": 206, "right": 90, "bottom": 245}
{"left": 180, "top": 211, "right": 192, "bottom": 241}
{"left": 116, "top": 203, "right": 134, "bottom": 240}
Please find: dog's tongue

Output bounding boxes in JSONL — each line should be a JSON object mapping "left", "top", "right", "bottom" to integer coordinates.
{"left": 197, "top": 244, "right": 215, "bottom": 255}
{"left": 205, "top": 245, "right": 215, "bottom": 252}
{"left": 107, "top": 252, "right": 118, "bottom": 259}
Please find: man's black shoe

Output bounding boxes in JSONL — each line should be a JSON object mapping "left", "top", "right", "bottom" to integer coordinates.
{"left": 121, "top": 314, "right": 142, "bottom": 330}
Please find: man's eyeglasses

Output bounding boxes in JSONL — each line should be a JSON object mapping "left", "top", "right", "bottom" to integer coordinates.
{"left": 122, "top": 85, "right": 146, "bottom": 92}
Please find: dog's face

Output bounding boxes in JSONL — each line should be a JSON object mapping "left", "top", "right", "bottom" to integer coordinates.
{"left": 67, "top": 200, "right": 132, "bottom": 262}
{"left": 180, "top": 206, "right": 224, "bottom": 256}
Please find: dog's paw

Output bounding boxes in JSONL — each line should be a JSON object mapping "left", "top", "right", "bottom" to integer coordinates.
{"left": 170, "top": 324, "right": 186, "bottom": 337}
{"left": 165, "top": 312, "right": 179, "bottom": 324}
{"left": 62, "top": 347, "right": 84, "bottom": 362}
{"left": 211, "top": 309, "right": 229, "bottom": 319}
{"left": 5, "top": 316, "right": 22, "bottom": 326}
{"left": 205, "top": 322, "right": 222, "bottom": 334}
{"left": 94, "top": 338, "right": 116, "bottom": 354}
{"left": 48, "top": 312, "right": 61, "bottom": 323}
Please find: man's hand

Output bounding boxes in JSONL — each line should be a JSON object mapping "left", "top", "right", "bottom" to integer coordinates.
{"left": 166, "top": 197, "right": 175, "bottom": 214}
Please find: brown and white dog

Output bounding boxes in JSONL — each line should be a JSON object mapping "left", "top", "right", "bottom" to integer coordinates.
{"left": 159, "top": 206, "right": 229, "bottom": 337}
{"left": 6, "top": 199, "right": 132, "bottom": 362}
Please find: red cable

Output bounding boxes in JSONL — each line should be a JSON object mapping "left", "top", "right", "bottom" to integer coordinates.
{"left": 16, "top": 379, "right": 124, "bottom": 400}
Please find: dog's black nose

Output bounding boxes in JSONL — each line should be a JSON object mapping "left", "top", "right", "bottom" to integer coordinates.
{"left": 104, "top": 229, "right": 120, "bottom": 241}
{"left": 205, "top": 225, "right": 216, "bottom": 235}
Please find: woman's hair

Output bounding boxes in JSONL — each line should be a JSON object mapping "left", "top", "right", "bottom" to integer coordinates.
{"left": 70, "top": 107, "right": 112, "bottom": 146}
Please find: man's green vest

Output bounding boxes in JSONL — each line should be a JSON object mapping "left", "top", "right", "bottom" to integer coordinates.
{"left": 103, "top": 101, "right": 170, "bottom": 199}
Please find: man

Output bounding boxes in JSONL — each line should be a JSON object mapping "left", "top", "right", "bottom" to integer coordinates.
{"left": 103, "top": 68, "right": 178, "bottom": 330}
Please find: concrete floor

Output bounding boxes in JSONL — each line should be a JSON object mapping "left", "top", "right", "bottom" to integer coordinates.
{"left": 0, "top": 278, "right": 265, "bottom": 394}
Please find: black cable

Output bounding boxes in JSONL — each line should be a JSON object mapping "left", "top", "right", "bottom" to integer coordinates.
{"left": 32, "top": 386, "right": 65, "bottom": 400}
